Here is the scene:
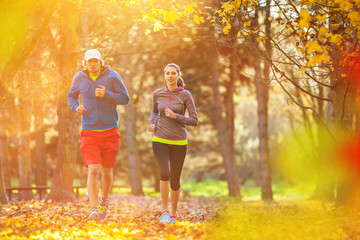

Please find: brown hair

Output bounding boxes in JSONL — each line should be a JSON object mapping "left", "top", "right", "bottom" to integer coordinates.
{"left": 164, "top": 63, "right": 184, "bottom": 88}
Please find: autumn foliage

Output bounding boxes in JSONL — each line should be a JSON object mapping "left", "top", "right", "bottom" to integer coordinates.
{"left": 2, "top": 195, "right": 360, "bottom": 239}
{"left": 0, "top": 195, "right": 218, "bottom": 239}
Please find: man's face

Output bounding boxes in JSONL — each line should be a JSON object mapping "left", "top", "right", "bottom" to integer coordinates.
{"left": 86, "top": 58, "right": 101, "bottom": 75}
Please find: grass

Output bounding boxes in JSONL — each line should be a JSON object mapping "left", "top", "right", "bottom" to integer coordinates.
{"left": 204, "top": 200, "right": 360, "bottom": 240}
{"left": 180, "top": 179, "right": 316, "bottom": 202}
{"left": 8, "top": 177, "right": 317, "bottom": 202}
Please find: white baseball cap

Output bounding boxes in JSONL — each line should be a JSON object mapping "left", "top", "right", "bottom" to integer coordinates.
{"left": 84, "top": 49, "right": 101, "bottom": 61}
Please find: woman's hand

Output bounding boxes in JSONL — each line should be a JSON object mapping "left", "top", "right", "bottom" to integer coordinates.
{"left": 148, "top": 124, "right": 155, "bottom": 132}
{"left": 164, "top": 107, "right": 176, "bottom": 119}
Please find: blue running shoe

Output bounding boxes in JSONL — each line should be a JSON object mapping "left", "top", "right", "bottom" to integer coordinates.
{"left": 98, "top": 198, "right": 109, "bottom": 220}
{"left": 159, "top": 211, "right": 170, "bottom": 223}
{"left": 169, "top": 216, "right": 176, "bottom": 224}
{"left": 88, "top": 207, "right": 99, "bottom": 220}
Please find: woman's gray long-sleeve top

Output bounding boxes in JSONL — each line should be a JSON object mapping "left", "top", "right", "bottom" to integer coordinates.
{"left": 149, "top": 86, "right": 198, "bottom": 141}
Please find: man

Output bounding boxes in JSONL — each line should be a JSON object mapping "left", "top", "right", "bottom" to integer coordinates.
{"left": 67, "top": 49, "right": 129, "bottom": 220}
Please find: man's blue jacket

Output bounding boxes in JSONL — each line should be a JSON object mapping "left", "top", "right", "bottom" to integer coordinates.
{"left": 67, "top": 66, "right": 129, "bottom": 130}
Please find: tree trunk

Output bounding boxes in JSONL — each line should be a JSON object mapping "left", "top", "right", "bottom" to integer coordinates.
{"left": 3, "top": 93, "right": 18, "bottom": 188}
{"left": 47, "top": 0, "right": 78, "bottom": 202}
{"left": 31, "top": 4, "right": 47, "bottom": 193}
{"left": 311, "top": 86, "right": 335, "bottom": 201}
{"left": 254, "top": 61, "right": 273, "bottom": 200}
{"left": 33, "top": 90, "right": 47, "bottom": 191}
{"left": 120, "top": 55, "right": 144, "bottom": 196}
{"left": 332, "top": 75, "right": 355, "bottom": 207}
{"left": 124, "top": 104, "right": 144, "bottom": 196}
{"left": 0, "top": 113, "right": 9, "bottom": 204}
{"left": 0, "top": 111, "right": 10, "bottom": 188}
{"left": 252, "top": 3, "right": 273, "bottom": 200}
{"left": 211, "top": 45, "right": 240, "bottom": 197}
{"left": 225, "top": 50, "right": 236, "bottom": 172}
{"left": 330, "top": 48, "right": 356, "bottom": 207}
{"left": 17, "top": 72, "right": 33, "bottom": 200}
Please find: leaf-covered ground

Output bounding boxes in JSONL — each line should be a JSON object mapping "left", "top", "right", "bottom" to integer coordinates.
{"left": 2, "top": 195, "right": 360, "bottom": 239}
{"left": 205, "top": 200, "right": 360, "bottom": 240}
{"left": 0, "top": 195, "right": 219, "bottom": 239}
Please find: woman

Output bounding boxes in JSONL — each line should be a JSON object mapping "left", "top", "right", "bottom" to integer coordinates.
{"left": 148, "top": 63, "right": 198, "bottom": 223}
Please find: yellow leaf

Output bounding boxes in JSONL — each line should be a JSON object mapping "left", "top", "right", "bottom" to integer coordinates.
{"left": 243, "top": 20, "right": 251, "bottom": 27}
{"left": 223, "top": 22, "right": 231, "bottom": 34}
{"left": 186, "top": 3, "right": 196, "bottom": 14}
{"left": 341, "top": 73, "right": 347, "bottom": 77}
{"left": 257, "top": 37, "right": 267, "bottom": 43}
{"left": 142, "top": 14, "right": 151, "bottom": 22}
{"left": 345, "top": 28, "right": 352, "bottom": 34}
{"left": 222, "top": 2, "right": 234, "bottom": 14}
{"left": 149, "top": 0, "right": 155, "bottom": 5}
{"left": 194, "top": 15, "right": 204, "bottom": 24}
{"left": 299, "top": 9, "right": 311, "bottom": 29}
{"left": 318, "top": 26, "right": 329, "bottom": 42}
{"left": 268, "top": 17, "right": 273, "bottom": 21}
{"left": 145, "top": 29, "right": 151, "bottom": 35}
{"left": 306, "top": 41, "right": 323, "bottom": 54}
{"left": 316, "top": 14, "right": 327, "bottom": 23}
{"left": 153, "top": 21, "right": 164, "bottom": 32}
{"left": 348, "top": 11, "right": 360, "bottom": 25}
{"left": 329, "top": 34, "right": 342, "bottom": 44}
{"left": 163, "top": 10, "right": 177, "bottom": 24}
{"left": 306, "top": 0, "right": 316, "bottom": 5}
{"left": 307, "top": 54, "right": 331, "bottom": 67}
{"left": 339, "top": 1, "right": 353, "bottom": 12}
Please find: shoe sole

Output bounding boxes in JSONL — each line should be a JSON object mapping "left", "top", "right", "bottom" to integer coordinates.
{"left": 88, "top": 212, "right": 100, "bottom": 221}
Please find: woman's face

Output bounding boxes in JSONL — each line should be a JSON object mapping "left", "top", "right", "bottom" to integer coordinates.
{"left": 165, "top": 66, "right": 179, "bottom": 87}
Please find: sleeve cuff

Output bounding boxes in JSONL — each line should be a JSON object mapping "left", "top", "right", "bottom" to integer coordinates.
{"left": 73, "top": 105, "right": 80, "bottom": 112}
{"left": 175, "top": 114, "right": 184, "bottom": 123}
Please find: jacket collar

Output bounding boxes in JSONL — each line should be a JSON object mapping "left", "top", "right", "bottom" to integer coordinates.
{"left": 166, "top": 86, "right": 184, "bottom": 93}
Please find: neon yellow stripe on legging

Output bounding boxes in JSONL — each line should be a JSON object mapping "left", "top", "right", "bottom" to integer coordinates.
{"left": 152, "top": 135, "right": 187, "bottom": 145}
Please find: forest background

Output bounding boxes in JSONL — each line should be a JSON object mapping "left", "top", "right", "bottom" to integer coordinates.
{"left": 1, "top": 0, "right": 360, "bottom": 237}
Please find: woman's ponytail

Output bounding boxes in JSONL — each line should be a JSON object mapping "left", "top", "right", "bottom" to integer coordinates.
{"left": 177, "top": 77, "right": 184, "bottom": 88}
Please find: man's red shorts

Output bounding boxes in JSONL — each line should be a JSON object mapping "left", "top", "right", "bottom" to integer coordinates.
{"left": 80, "top": 128, "right": 120, "bottom": 168}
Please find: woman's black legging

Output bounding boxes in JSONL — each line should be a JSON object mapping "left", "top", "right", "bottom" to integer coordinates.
{"left": 152, "top": 142, "right": 187, "bottom": 191}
